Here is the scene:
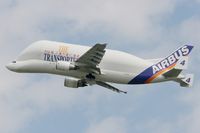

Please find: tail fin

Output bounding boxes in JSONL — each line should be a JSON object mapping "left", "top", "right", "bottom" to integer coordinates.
{"left": 152, "top": 45, "right": 193, "bottom": 75}
{"left": 154, "top": 45, "right": 194, "bottom": 87}
{"left": 146, "top": 45, "right": 194, "bottom": 83}
{"left": 128, "top": 45, "right": 194, "bottom": 84}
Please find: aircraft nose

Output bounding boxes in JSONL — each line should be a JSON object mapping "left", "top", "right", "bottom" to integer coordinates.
{"left": 6, "top": 62, "right": 16, "bottom": 71}
{"left": 6, "top": 63, "right": 13, "bottom": 70}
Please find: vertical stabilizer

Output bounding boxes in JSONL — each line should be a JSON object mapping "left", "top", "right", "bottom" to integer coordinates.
{"left": 128, "top": 45, "right": 194, "bottom": 84}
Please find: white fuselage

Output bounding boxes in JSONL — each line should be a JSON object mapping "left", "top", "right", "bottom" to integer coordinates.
{"left": 6, "top": 40, "right": 165, "bottom": 84}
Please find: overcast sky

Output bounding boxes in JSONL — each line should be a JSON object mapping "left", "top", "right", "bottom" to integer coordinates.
{"left": 0, "top": 0, "right": 200, "bottom": 133}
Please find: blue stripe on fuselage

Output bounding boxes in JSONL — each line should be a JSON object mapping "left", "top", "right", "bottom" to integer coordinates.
{"left": 128, "top": 67, "right": 153, "bottom": 84}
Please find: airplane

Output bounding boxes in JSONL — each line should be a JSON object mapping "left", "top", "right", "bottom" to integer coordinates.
{"left": 6, "top": 40, "right": 194, "bottom": 94}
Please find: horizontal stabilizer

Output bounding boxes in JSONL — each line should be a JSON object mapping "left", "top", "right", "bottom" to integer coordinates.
{"left": 179, "top": 74, "right": 194, "bottom": 87}
{"left": 163, "top": 69, "right": 182, "bottom": 78}
{"left": 163, "top": 56, "right": 189, "bottom": 78}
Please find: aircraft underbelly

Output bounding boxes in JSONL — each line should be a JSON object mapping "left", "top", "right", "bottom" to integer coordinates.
{"left": 96, "top": 70, "right": 133, "bottom": 84}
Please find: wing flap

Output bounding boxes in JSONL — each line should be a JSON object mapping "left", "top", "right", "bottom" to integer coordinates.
{"left": 96, "top": 81, "right": 127, "bottom": 94}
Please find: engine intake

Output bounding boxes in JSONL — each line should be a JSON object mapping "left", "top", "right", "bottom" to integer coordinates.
{"left": 64, "top": 77, "right": 87, "bottom": 88}
{"left": 56, "top": 61, "right": 76, "bottom": 71}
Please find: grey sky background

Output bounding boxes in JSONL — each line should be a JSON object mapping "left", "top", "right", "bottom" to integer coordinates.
{"left": 0, "top": 0, "right": 200, "bottom": 133}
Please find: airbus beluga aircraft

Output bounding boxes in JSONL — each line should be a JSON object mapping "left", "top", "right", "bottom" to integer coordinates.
{"left": 6, "top": 40, "right": 194, "bottom": 94}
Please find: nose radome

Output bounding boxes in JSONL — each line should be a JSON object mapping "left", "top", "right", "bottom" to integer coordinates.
{"left": 6, "top": 63, "right": 12, "bottom": 70}
{"left": 6, "top": 63, "right": 16, "bottom": 71}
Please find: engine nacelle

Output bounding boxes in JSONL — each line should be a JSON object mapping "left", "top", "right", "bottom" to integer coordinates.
{"left": 56, "top": 61, "right": 76, "bottom": 71}
{"left": 64, "top": 77, "right": 87, "bottom": 88}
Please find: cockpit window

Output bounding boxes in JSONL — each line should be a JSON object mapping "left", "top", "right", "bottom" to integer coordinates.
{"left": 12, "top": 61, "right": 16, "bottom": 63}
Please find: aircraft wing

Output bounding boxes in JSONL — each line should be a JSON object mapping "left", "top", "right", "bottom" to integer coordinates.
{"left": 96, "top": 81, "right": 127, "bottom": 94}
{"left": 75, "top": 43, "right": 107, "bottom": 74}
{"left": 75, "top": 43, "right": 127, "bottom": 94}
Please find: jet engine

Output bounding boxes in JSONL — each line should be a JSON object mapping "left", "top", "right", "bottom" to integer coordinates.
{"left": 56, "top": 61, "right": 76, "bottom": 71}
{"left": 64, "top": 77, "right": 87, "bottom": 88}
